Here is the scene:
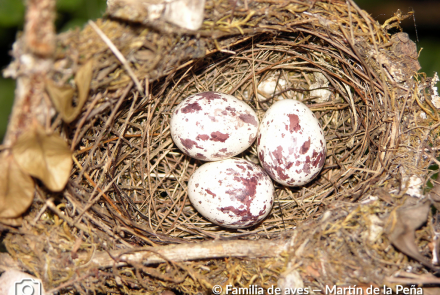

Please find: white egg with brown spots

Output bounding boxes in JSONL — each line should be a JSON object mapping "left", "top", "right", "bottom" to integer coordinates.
{"left": 257, "top": 99, "right": 326, "bottom": 186}
{"left": 171, "top": 92, "right": 259, "bottom": 161}
{"left": 188, "top": 158, "right": 274, "bottom": 228}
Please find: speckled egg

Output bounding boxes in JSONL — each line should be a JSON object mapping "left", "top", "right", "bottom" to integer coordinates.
{"left": 171, "top": 92, "right": 259, "bottom": 161}
{"left": 188, "top": 158, "right": 274, "bottom": 228}
{"left": 257, "top": 99, "right": 326, "bottom": 186}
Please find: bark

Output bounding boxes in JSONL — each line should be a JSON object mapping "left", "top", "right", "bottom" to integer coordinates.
{"left": 0, "top": 239, "right": 286, "bottom": 272}
{"left": 2, "top": 0, "right": 56, "bottom": 146}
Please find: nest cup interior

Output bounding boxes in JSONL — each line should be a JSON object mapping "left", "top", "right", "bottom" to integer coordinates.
{"left": 85, "top": 32, "right": 388, "bottom": 242}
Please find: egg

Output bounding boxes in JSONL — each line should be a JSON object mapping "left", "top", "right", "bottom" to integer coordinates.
{"left": 171, "top": 91, "right": 259, "bottom": 161}
{"left": 188, "top": 158, "right": 274, "bottom": 228}
{"left": 309, "top": 72, "right": 332, "bottom": 103}
{"left": 257, "top": 75, "right": 287, "bottom": 101}
{"left": 257, "top": 99, "right": 326, "bottom": 186}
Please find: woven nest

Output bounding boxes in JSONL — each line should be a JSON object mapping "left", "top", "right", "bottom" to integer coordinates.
{"left": 2, "top": 0, "right": 440, "bottom": 293}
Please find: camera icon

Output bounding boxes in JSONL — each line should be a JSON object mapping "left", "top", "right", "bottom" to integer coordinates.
{"left": 14, "top": 278, "right": 42, "bottom": 295}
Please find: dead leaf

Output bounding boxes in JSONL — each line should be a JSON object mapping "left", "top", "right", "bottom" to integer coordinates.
{"left": 46, "top": 59, "right": 93, "bottom": 123}
{"left": 428, "top": 180, "right": 440, "bottom": 203}
{"left": 0, "top": 152, "right": 34, "bottom": 220}
{"left": 0, "top": 216, "right": 23, "bottom": 226}
{"left": 427, "top": 184, "right": 440, "bottom": 268}
{"left": 0, "top": 253, "right": 21, "bottom": 271}
{"left": 12, "top": 124, "right": 72, "bottom": 192}
{"left": 385, "top": 198, "right": 437, "bottom": 270}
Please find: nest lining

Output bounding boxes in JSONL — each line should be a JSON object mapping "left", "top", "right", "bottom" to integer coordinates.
{"left": 69, "top": 30, "right": 389, "bottom": 242}
{"left": 40, "top": 0, "right": 398, "bottom": 251}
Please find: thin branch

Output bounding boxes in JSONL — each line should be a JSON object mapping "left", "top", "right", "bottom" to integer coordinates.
{"left": 88, "top": 20, "right": 144, "bottom": 96}
{"left": 77, "top": 239, "right": 287, "bottom": 268}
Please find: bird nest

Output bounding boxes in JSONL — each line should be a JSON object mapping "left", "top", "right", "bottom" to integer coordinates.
{"left": 2, "top": 0, "right": 440, "bottom": 294}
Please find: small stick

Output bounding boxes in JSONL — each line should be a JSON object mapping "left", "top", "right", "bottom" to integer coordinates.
{"left": 71, "top": 93, "right": 102, "bottom": 151}
{"left": 72, "top": 154, "right": 123, "bottom": 216}
{"left": 75, "top": 239, "right": 286, "bottom": 268}
{"left": 88, "top": 20, "right": 144, "bottom": 96}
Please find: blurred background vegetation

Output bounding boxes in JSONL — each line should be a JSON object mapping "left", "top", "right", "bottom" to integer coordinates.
{"left": 0, "top": 0, "right": 107, "bottom": 142}
{"left": 0, "top": 0, "right": 439, "bottom": 142}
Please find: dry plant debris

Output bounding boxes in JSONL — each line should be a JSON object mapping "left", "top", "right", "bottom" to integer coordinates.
{"left": 1, "top": 0, "right": 440, "bottom": 293}
{"left": 12, "top": 124, "right": 72, "bottom": 192}
{"left": 0, "top": 153, "right": 34, "bottom": 223}
{"left": 46, "top": 59, "right": 94, "bottom": 124}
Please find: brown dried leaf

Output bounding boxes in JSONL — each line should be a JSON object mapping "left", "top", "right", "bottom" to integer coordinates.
{"left": 45, "top": 81, "right": 75, "bottom": 117}
{"left": 0, "top": 152, "right": 34, "bottom": 219}
{"left": 46, "top": 59, "right": 93, "bottom": 123}
{"left": 386, "top": 198, "right": 436, "bottom": 270}
{"left": 428, "top": 180, "right": 440, "bottom": 203}
{"left": 0, "top": 216, "right": 23, "bottom": 226}
{"left": 12, "top": 124, "right": 72, "bottom": 192}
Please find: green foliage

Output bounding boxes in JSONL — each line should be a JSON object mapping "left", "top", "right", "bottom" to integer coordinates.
{"left": 57, "top": 0, "right": 84, "bottom": 12}
{"left": 0, "top": 0, "right": 24, "bottom": 27}
{"left": 56, "top": 0, "right": 107, "bottom": 32}
{"left": 418, "top": 40, "right": 440, "bottom": 77}
{"left": 0, "top": 0, "right": 106, "bottom": 142}
{"left": 0, "top": 78, "right": 15, "bottom": 140}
